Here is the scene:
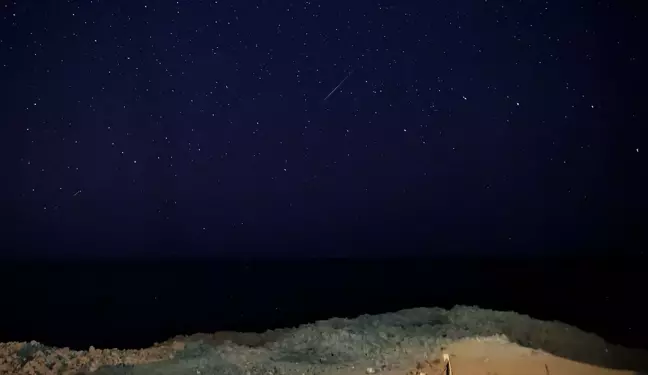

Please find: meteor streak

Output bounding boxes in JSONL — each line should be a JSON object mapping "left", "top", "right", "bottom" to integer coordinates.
{"left": 323, "top": 72, "right": 352, "bottom": 101}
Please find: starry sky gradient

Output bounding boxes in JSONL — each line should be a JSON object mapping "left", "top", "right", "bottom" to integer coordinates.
{"left": 1, "top": 0, "right": 644, "bottom": 257}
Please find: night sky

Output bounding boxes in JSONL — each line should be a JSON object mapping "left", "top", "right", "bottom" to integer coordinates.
{"left": 1, "top": 0, "right": 644, "bottom": 258}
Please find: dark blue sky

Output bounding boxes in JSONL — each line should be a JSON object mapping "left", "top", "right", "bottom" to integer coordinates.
{"left": 1, "top": 0, "right": 644, "bottom": 258}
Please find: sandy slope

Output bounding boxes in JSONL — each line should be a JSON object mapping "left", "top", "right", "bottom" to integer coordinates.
{"left": 395, "top": 337, "right": 639, "bottom": 375}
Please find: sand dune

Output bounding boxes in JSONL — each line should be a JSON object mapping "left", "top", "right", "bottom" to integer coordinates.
{"left": 399, "top": 337, "right": 640, "bottom": 375}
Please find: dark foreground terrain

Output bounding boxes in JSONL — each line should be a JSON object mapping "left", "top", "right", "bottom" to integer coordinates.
{"left": 1, "top": 257, "right": 646, "bottom": 374}
{"left": 2, "top": 305, "right": 648, "bottom": 374}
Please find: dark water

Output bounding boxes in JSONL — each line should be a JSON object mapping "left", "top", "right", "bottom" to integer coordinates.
{"left": 1, "top": 256, "right": 646, "bottom": 351}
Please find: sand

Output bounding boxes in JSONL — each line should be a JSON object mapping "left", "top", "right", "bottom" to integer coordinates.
{"left": 395, "top": 337, "right": 639, "bottom": 375}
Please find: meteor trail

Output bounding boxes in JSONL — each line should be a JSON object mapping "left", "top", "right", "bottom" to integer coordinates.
{"left": 323, "top": 72, "right": 352, "bottom": 101}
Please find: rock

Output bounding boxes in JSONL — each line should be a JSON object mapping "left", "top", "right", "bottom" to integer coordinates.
{"left": 171, "top": 341, "right": 186, "bottom": 351}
